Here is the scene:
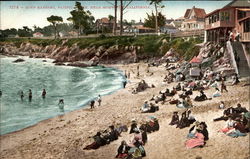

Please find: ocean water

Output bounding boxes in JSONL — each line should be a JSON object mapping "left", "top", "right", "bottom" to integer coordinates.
{"left": 0, "top": 56, "right": 125, "bottom": 135}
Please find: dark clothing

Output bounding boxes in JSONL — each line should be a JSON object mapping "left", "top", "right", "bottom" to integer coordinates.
{"left": 194, "top": 94, "right": 207, "bottom": 101}
{"left": 141, "top": 131, "right": 148, "bottom": 144}
{"left": 234, "top": 107, "right": 248, "bottom": 114}
{"left": 116, "top": 144, "right": 130, "bottom": 158}
{"left": 169, "top": 114, "right": 179, "bottom": 125}
{"left": 234, "top": 122, "right": 247, "bottom": 133}
{"left": 129, "top": 123, "right": 138, "bottom": 134}
{"left": 201, "top": 128, "right": 209, "bottom": 141}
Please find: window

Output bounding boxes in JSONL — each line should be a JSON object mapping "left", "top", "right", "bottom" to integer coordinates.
{"left": 244, "top": 19, "right": 250, "bottom": 32}
{"left": 238, "top": 10, "right": 246, "bottom": 20}
{"left": 225, "top": 12, "right": 230, "bottom": 21}
{"left": 220, "top": 12, "right": 225, "bottom": 21}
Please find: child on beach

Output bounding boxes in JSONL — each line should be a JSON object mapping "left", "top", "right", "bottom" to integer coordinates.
{"left": 97, "top": 95, "right": 102, "bottom": 106}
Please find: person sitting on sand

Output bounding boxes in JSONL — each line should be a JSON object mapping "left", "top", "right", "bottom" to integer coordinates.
{"left": 227, "top": 118, "right": 247, "bottom": 138}
{"left": 175, "top": 83, "right": 181, "bottom": 91}
{"left": 177, "top": 112, "right": 189, "bottom": 129}
{"left": 84, "top": 132, "right": 106, "bottom": 150}
{"left": 129, "top": 120, "right": 138, "bottom": 134}
{"left": 187, "top": 121, "right": 200, "bottom": 138}
{"left": 213, "top": 106, "right": 236, "bottom": 121}
{"left": 149, "top": 103, "right": 159, "bottom": 113}
{"left": 108, "top": 125, "right": 120, "bottom": 142}
{"left": 234, "top": 103, "right": 248, "bottom": 114}
{"left": 139, "top": 125, "right": 148, "bottom": 144}
{"left": 199, "top": 122, "right": 209, "bottom": 141}
{"left": 212, "top": 88, "right": 221, "bottom": 98}
{"left": 219, "top": 101, "right": 225, "bottom": 109}
{"left": 141, "top": 101, "right": 150, "bottom": 113}
{"left": 219, "top": 117, "right": 235, "bottom": 133}
{"left": 169, "top": 112, "right": 179, "bottom": 125}
{"left": 146, "top": 117, "right": 160, "bottom": 132}
{"left": 176, "top": 98, "right": 189, "bottom": 108}
{"left": 194, "top": 90, "right": 208, "bottom": 102}
{"left": 116, "top": 140, "right": 130, "bottom": 158}
{"left": 187, "top": 110, "right": 196, "bottom": 125}
{"left": 130, "top": 128, "right": 143, "bottom": 146}
{"left": 186, "top": 96, "right": 192, "bottom": 107}
{"left": 185, "top": 129, "right": 205, "bottom": 149}
{"left": 232, "top": 73, "right": 240, "bottom": 85}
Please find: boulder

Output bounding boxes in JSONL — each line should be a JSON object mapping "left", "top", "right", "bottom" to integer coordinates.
{"left": 13, "top": 58, "right": 25, "bottom": 63}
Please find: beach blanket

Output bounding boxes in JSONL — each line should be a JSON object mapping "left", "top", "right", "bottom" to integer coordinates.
{"left": 185, "top": 133, "right": 205, "bottom": 149}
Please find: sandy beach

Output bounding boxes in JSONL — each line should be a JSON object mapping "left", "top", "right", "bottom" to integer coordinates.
{"left": 0, "top": 63, "right": 249, "bottom": 159}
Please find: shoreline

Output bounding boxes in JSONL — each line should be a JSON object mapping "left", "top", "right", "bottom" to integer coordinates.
{"left": 0, "top": 62, "right": 249, "bottom": 159}
{"left": 0, "top": 55, "right": 126, "bottom": 136}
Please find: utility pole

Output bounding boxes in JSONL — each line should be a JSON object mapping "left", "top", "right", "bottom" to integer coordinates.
{"left": 120, "top": 0, "right": 123, "bottom": 35}
{"left": 113, "top": 0, "right": 117, "bottom": 35}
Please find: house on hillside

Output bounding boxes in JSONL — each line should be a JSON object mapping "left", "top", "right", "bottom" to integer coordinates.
{"left": 160, "top": 24, "right": 179, "bottom": 34}
{"left": 95, "top": 17, "right": 115, "bottom": 33}
{"left": 181, "top": 6, "right": 206, "bottom": 31}
{"left": 33, "top": 32, "right": 44, "bottom": 38}
{"left": 205, "top": 0, "right": 250, "bottom": 43}
{"left": 170, "top": 21, "right": 183, "bottom": 29}
{"left": 134, "top": 26, "right": 155, "bottom": 33}
{"left": 165, "top": 18, "right": 175, "bottom": 24}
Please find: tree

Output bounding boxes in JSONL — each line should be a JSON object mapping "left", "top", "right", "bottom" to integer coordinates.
{"left": 47, "top": 15, "right": 63, "bottom": 39}
{"left": 67, "top": 1, "right": 95, "bottom": 36}
{"left": 108, "top": 15, "right": 114, "bottom": 21}
{"left": 148, "top": 0, "right": 164, "bottom": 33}
{"left": 17, "top": 26, "right": 32, "bottom": 37}
{"left": 144, "top": 12, "right": 166, "bottom": 29}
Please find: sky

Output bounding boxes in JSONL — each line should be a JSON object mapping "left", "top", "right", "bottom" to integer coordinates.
{"left": 1, "top": 1, "right": 231, "bottom": 30}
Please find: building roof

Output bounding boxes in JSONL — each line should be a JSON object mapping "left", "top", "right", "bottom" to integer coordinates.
{"left": 193, "top": 7, "right": 206, "bottom": 18}
{"left": 163, "top": 24, "right": 178, "bottom": 29}
{"left": 96, "top": 17, "right": 114, "bottom": 24}
{"left": 171, "top": 21, "right": 183, "bottom": 27}
{"left": 206, "top": 0, "right": 250, "bottom": 17}
{"left": 136, "top": 26, "right": 155, "bottom": 30}
{"left": 223, "top": 0, "right": 250, "bottom": 8}
{"left": 184, "top": 6, "right": 206, "bottom": 20}
{"left": 165, "top": 18, "right": 174, "bottom": 24}
{"left": 184, "top": 9, "right": 191, "bottom": 18}
{"left": 33, "top": 32, "right": 43, "bottom": 35}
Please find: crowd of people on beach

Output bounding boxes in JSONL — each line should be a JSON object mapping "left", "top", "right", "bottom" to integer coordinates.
{"left": 82, "top": 55, "right": 249, "bottom": 157}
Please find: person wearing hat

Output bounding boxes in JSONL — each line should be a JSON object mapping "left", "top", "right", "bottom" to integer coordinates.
{"left": 187, "top": 121, "right": 200, "bottom": 138}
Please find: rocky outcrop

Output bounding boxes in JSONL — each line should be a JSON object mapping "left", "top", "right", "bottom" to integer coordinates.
{"left": 1, "top": 42, "right": 140, "bottom": 65}
{"left": 13, "top": 58, "right": 25, "bottom": 63}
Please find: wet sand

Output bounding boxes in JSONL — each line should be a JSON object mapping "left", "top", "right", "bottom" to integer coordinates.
{"left": 0, "top": 63, "right": 249, "bottom": 159}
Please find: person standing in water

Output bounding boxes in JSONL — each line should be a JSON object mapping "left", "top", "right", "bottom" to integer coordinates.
{"left": 42, "top": 89, "right": 46, "bottom": 99}
{"left": 28, "top": 89, "right": 32, "bottom": 102}
{"left": 0, "top": 90, "right": 2, "bottom": 97}
{"left": 20, "top": 91, "right": 24, "bottom": 101}
{"left": 58, "top": 99, "right": 64, "bottom": 113}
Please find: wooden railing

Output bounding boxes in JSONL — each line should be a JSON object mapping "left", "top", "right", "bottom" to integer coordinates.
{"left": 171, "top": 29, "right": 204, "bottom": 37}
{"left": 241, "top": 32, "right": 250, "bottom": 42}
